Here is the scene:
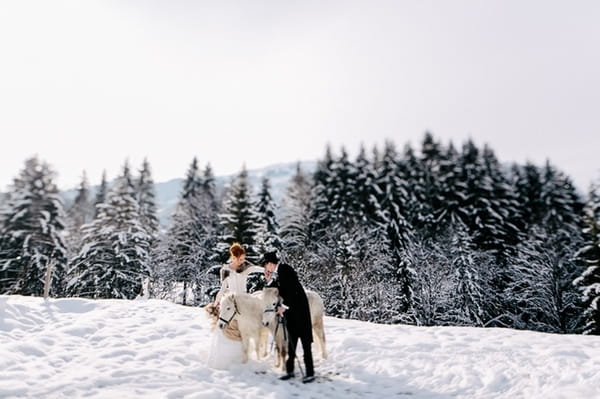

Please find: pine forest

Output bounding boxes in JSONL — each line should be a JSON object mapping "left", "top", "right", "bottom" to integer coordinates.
{"left": 1, "top": 133, "right": 599, "bottom": 336}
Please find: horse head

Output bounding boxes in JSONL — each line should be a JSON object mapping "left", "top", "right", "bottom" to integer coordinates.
{"left": 217, "top": 292, "right": 238, "bottom": 329}
{"left": 261, "top": 287, "right": 280, "bottom": 327}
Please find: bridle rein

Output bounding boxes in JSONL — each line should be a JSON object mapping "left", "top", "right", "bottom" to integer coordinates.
{"left": 263, "top": 299, "right": 288, "bottom": 343}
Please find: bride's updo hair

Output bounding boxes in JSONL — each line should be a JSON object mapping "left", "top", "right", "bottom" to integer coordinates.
{"left": 229, "top": 242, "right": 246, "bottom": 259}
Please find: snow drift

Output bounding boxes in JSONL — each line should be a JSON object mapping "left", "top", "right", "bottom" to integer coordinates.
{"left": 1, "top": 295, "right": 599, "bottom": 399}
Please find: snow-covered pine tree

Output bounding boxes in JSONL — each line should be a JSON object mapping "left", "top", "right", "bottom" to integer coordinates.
{"left": 540, "top": 161, "right": 584, "bottom": 234}
{"left": 503, "top": 161, "right": 585, "bottom": 333}
{"left": 136, "top": 158, "right": 159, "bottom": 238}
{"left": 327, "top": 232, "right": 361, "bottom": 318}
{"left": 0, "top": 156, "right": 68, "bottom": 296}
{"left": 150, "top": 158, "right": 218, "bottom": 305}
{"left": 93, "top": 170, "right": 108, "bottom": 218}
{"left": 511, "top": 162, "right": 545, "bottom": 229}
{"left": 480, "top": 145, "right": 523, "bottom": 265}
{"left": 539, "top": 161, "right": 585, "bottom": 332}
{"left": 353, "top": 144, "right": 380, "bottom": 225}
{"left": 408, "top": 237, "right": 453, "bottom": 326}
{"left": 327, "top": 147, "right": 358, "bottom": 230}
{"left": 396, "top": 143, "right": 422, "bottom": 232}
{"left": 195, "top": 163, "right": 222, "bottom": 301}
{"left": 280, "top": 162, "right": 312, "bottom": 252}
{"left": 574, "top": 182, "right": 600, "bottom": 335}
{"left": 65, "top": 172, "right": 94, "bottom": 258}
{"left": 435, "top": 141, "right": 466, "bottom": 229}
{"left": 454, "top": 140, "right": 513, "bottom": 265}
{"left": 67, "top": 162, "right": 151, "bottom": 299}
{"left": 254, "top": 176, "right": 281, "bottom": 254}
{"left": 412, "top": 132, "right": 444, "bottom": 234}
{"left": 308, "top": 145, "right": 335, "bottom": 243}
{"left": 68, "top": 172, "right": 94, "bottom": 228}
{"left": 201, "top": 163, "right": 220, "bottom": 217}
{"left": 505, "top": 227, "right": 570, "bottom": 333}
{"left": 373, "top": 140, "right": 415, "bottom": 313}
{"left": 447, "top": 221, "right": 495, "bottom": 326}
{"left": 217, "top": 166, "right": 261, "bottom": 263}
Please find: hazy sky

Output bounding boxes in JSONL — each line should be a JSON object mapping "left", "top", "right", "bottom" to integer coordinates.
{"left": 1, "top": 0, "right": 599, "bottom": 192}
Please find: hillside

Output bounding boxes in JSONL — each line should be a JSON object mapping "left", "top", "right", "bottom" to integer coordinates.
{"left": 1, "top": 295, "right": 599, "bottom": 399}
{"left": 60, "top": 160, "right": 317, "bottom": 228}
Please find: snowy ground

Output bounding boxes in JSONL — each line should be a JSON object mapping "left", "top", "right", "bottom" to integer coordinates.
{"left": 1, "top": 295, "right": 599, "bottom": 399}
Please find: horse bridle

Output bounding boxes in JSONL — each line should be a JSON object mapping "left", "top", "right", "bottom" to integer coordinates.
{"left": 263, "top": 299, "right": 281, "bottom": 316}
{"left": 264, "top": 299, "right": 288, "bottom": 343}
{"left": 218, "top": 297, "right": 240, "bottom": 326}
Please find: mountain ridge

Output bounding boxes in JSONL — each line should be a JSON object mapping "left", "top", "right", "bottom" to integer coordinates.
{"left": 61, "top": 160, "right": 317, "bottom": 227}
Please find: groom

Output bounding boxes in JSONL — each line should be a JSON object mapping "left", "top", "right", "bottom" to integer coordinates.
{"left": 261, "top": 251, "right": 315, "bottom": 384}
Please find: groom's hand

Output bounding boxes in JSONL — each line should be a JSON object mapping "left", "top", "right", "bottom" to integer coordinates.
{"left": 276, "top": 305, "right": 286, "bottom": 316}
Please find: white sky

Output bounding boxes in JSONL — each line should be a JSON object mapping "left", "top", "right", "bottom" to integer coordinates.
{"left": 1, "top": 0, "right": 599, "bottom": 192}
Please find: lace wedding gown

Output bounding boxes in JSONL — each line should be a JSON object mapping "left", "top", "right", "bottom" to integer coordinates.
{"left": 206, "top": 324, "right": 244, "bottom": 369}
{"left": 206, "top": 265, "right": 262, "bottom": 369}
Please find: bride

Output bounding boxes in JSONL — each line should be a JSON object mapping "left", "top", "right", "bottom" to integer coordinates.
{"left": 206, "top": 242, "right": 264, "bottom": 369}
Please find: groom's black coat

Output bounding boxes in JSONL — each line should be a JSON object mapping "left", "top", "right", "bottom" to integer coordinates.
{"left": 268, "top": 263, "right": 313, "bottom": 341}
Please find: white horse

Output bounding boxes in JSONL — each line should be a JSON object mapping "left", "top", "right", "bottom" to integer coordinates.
{"left": 253, "top": 290, "right": 288, "bottom": 369}
{"left": 261, "top": 287, "right": 328, "bottom": 366}
{"left": 218, "top": 291, "right": 269, "bottom": 363}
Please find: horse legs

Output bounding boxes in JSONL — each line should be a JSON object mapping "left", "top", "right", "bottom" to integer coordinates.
{"left": 279, "top": 346, "right": 287, "bottom": 371}
{"left": 259, "top": 328, "right": 269, "bottom": 358}
{"left": 274, "top": 345, "right": 281, "bottom": 368}
{"left": 312, "top": 318, "right": 327, "bottom": 360}
{"left": 241, "top": 336, "right": 249, "bottom": 363}
{"left": 319, "top": 326, "right": 327, "bottom": 359}
{"left": 253, "top": 332, "right": 261, "bottom": 360}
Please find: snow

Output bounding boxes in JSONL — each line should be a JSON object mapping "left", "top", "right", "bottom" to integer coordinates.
{"left": 1, "top": 295, "right": 600, "bottom": 399}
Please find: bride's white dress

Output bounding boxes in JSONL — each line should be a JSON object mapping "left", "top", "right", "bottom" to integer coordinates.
{"left": 206, "top": 264, "right": 264, "bottom": 369}
{"left": 206, "top": 323, "right": 243, "bottom": 369}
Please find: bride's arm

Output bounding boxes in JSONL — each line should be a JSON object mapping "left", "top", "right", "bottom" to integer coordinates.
{"left": 246, "top": 265, "right": 265, "bottom": 274}
{"left": 214, "top": 277, "right": 230, "bottom": 305}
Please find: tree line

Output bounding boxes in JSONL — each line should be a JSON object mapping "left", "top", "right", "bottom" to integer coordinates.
{"left": 1, "top": 133, "right": 599, "bottom": 335}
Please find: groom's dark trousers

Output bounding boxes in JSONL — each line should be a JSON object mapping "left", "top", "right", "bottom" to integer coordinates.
{"left": 268, "top": 263, "right": 314, "bottom": 377}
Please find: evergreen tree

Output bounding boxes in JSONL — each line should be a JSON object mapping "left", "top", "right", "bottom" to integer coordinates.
{"left": 254, "top": 176, "right": 281, "bottom": 254}
{"left": 540, "top": 161, "right": 584, "bottom": 234}
{"left": 68, "top": 171, "right": 94, "bottom": 228}
{"left": 539, "top": 161, "right": 585, "bottom": 331}
{"left": 217, "top": 166, "right": 261, "bottom": 263}
{"left": 280, "top": 162, "right": 312, "bottom": 251}
{"left": 353, "top": 144, "right": 380, "bottom": 225}
{"left": 151, "top": 158, "right": 218, "bottom": 305}
{"left": 412, "top": 132, "right": 444, "bottom": 233}
{"left": 0, "top": 156, "right": 68, "bottom": 296}
{"left": 435, "top": 142, "right": 466, "bottom": 229}
{"left": 201, "top": 163, "right": 220, "bottom": 216}
{"left": 511, "top": 162, "right": 546, "bottom": 229}
{"left": 574, "top": 182, "right": 600, "bottom": 335}
{"left": 505, "top": 227, "right": 569, "bottom": 332}
{"left": 327, "top": 232, "right": 361, "bottom": 318}
{"left": 67, "top": 162, "right": 151, "bottom": 299}
{"left": 65, "top": 172, "right": 94, "bottom": 258}
{"left": 136, "top": 158, "right": 159, "bottom": 237}
{"left": 455, "top": 140, "right": 516, "bottom": 265}
{"left": 396, "top": 143, "right": 421, "bottom": 231}
{"left": 94, "top": 170, "right": 108, "bottom": 218}
{"left": 373, "top": 140, "right": 414, "bottom": 313}
{"left": 308, "top": 145, "right": 335, "bottom": 242}
{"left": 409, "top": 238, "right": 453, "bottom": 326}
{"left": 327, "top": 147, "right": 358, "bottom": 229}
{"left": 447, "top": 221, "right": 495, "bottom": 326}
{"left": 507, "top": 160, "right": 584, "bottom": 332}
